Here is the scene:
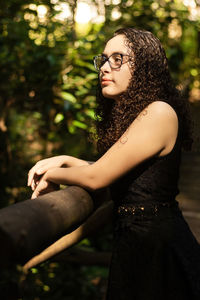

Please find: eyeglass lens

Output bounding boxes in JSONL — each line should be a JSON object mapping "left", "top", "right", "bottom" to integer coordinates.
{"left": 94, "top": 53, "right": 122, "bottom": 71}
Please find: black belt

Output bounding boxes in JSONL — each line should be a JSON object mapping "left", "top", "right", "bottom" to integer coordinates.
{"left": 117, "top": 201, "right": 179, "bottom": 217}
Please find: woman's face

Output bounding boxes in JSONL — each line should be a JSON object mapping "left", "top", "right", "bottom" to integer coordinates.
{"left": 100, "top": 34, "right": 132, "bottom": 100}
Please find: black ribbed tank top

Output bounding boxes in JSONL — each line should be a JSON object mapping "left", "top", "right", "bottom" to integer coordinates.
{"left": 110, "top": 129, "right": 182, "bottom": 206}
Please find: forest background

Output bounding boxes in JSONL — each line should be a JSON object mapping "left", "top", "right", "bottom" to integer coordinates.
{"left": 0, "top": 0, "right": 200, "bottom": 299}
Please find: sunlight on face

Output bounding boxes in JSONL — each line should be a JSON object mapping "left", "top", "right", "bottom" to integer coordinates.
{"left": 100, "top": 35, "right": 132, "bottom": 101}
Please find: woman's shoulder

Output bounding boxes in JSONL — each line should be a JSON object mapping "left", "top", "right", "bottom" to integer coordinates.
{"left": 133, "top": 101, "right": 178, "bottom": 154}
{"left": 137, "top": 101, "right": 178, "bottom": 128}
{"left": 145, "top": 101, "right": 178, "bottom": 120}
{"left": 137, "top": 101, "right": 178, "bottom": 157}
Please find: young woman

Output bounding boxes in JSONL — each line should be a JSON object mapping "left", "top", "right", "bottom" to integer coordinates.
{"left": 28, "top": 28, "right": 200, "bottom": 299}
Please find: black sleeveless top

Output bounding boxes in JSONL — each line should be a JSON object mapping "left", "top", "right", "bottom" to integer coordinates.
{"left": 110, "top": 128, "right": 182, "bottom": 207}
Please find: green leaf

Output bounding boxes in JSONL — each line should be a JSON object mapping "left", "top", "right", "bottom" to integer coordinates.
{"left": 85, "top": 109, "right": 95, "bottom": 120}
{"left": 61, "top": 92, "right": 77, "bottom": 103}
{"left": 76, "top": 59, "right": 95, "bottom": 71}
{"left": 86, "top": 73, "right": 98, "bottom": 80}
{"left": 73, "top": 120, "right": 87, "bottom": 129}
{"left": 54, "top": 113, "right": 64, "bottom": 124}
{"left": 190, "top": 69, "right": 198, "bottom": 77}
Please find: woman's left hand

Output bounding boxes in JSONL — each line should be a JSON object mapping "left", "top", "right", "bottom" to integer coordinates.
{"left": 31, "top": 173, "right": 59, "bottom": 199}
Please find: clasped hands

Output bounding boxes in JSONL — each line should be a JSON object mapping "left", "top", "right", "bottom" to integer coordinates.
{"left": 27, "top": 156, "right": 65, "bottom": 199}
{"left": 27, "top": 155, "right": 89, "bottom": 199}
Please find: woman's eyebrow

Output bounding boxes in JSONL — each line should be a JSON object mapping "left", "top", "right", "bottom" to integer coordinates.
{"left": 102, "top": 51, "right": 128, "bottom": 56}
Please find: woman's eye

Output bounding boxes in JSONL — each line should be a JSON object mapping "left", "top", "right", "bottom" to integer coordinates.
{"left": 114, "top": 56, "right": 121, "bottom": 62}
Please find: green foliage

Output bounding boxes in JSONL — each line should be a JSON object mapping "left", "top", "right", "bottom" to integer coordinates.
{"left": 19, "top": 261, "right": 108, "bottom": 299}
{"left": 0, "top": 0, "right": 199, "bottom": 298}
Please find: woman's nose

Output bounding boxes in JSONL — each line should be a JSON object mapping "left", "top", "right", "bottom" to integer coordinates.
{"left": 100, "top": 60, "right": 111, "bottom": 73}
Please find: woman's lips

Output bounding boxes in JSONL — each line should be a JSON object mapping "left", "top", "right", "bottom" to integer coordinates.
{"left": 101, "top": 79, "right": 113, "bottom": 86}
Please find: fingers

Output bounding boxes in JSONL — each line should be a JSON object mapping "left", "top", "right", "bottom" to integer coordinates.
{"left": 31, "top": 192, "right": 37, "bottom": 199}
{"left": 28, "top": 172, "right": 41, "bottom": 191}
{"left": 31, "top": 181, "right": 59, "bottom": 199}
{"left": 31, "top": 178, "right": 49, "bottom": 199}
{"left": 31, "top": 177, "right": 40, "bottom": 191}
{"left": 27, "top": 157, "right": 62, "bottom": 187}
{"left": 28, "top": 161, "right": 47, "bottom": 187}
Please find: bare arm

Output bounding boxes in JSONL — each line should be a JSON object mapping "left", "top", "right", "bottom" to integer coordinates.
{"left": 28, "top": 155, "right": 92, "bottom": 191}
{"left": 32, "top": 101, "right": 178, "bottom": 199}
{"left": 23, "top": 200, "right": 113, "bottom": 271}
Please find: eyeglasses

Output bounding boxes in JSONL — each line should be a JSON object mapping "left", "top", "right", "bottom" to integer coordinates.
{"left": 93, "top": 53, "right": 133, "bottom": 72}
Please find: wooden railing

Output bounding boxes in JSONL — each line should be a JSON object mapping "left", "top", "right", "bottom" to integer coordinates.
{"left": 0, "top": 187, "right": 94, "bottom": 268}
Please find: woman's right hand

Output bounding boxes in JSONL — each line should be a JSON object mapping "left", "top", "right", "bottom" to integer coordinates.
{"left": 27, "top": 155, "right": 90, "bottom": 191}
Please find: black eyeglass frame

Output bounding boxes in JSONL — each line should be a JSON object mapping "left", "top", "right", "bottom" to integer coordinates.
{"left": 93, "top": 53, "right": 133, "bottom": 72}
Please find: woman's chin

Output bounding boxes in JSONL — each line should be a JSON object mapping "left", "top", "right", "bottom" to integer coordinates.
{"left": 102, "top": 91, "right": 121, "bottom": 101}
{"left": 102, "top": 89, "right": 116, "bottom": 100}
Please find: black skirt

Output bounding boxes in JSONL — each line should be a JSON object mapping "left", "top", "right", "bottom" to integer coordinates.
{"left": 106, "top": 202, "right": 200, "bottom": 300}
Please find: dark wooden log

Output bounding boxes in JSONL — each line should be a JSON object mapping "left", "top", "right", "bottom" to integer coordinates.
{"left": 0, "top": 186, "right": 93, "bottom": 266}
{"left": 22, "top": 200, "right": 113, "bottom": 272}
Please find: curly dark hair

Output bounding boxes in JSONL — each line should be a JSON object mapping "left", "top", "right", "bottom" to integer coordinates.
{"left": 95, "top": 28, "right": 193, "bottom": 153}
